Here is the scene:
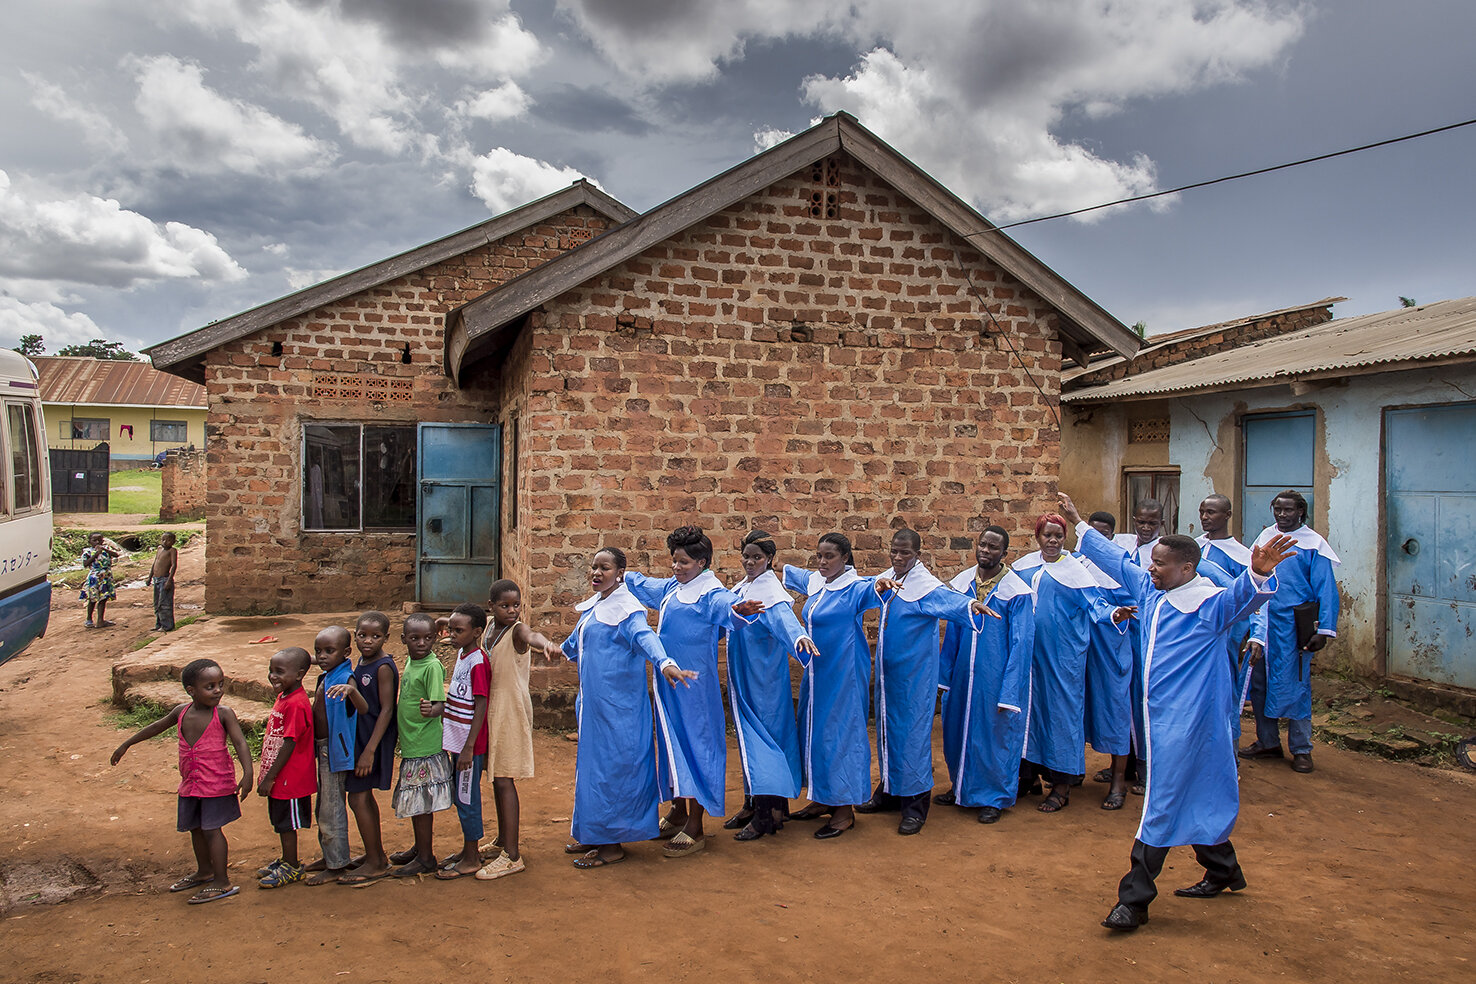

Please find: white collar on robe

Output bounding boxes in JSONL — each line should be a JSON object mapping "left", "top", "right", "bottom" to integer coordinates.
{"left": 948, "top": 565, "right": 1032, "bottom": 603}
{"left": 1161, "top": 574, "right": 1224, "bottom": 614}
{"left": 1073, "top": 553, "right": 1122, "bottom": 590}
{"left": 672, "top": 568, "right": 724, "bottom": 604}
{"left": 735, "top": 570, "right": 794, "bottom": 610}
{"left": 1252, "top": 524, "right": 1341, "bottom": 565}
{"left": 575, "top": 582, "right": 649, "bottom": 625}
{"left": 877, "top": 562, "right": 944, "bottom": 602}
{"left": 1014, "top": 551, "right": 1100, "bottom": 590}
{"left": 1196, "top": 534, "right": 1252, "bottom": 567}
{"left": 805, "top": 565, "right": 860, "bottom": 595}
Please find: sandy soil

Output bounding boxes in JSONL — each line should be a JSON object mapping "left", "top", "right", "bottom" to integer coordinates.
{"left": 1, "top": 539, "right": 1473, "bottom": 983}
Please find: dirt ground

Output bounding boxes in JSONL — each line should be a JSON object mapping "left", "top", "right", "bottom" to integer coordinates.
{"left": 2, "top": 538, "right": 1473, "bottom": 984}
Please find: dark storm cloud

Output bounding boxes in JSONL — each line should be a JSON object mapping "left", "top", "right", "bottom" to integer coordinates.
{"left": 299, "top": 0, "right": 507, "bottom": 49}
{"left": 533, "top": 84, "right": 652, "bottom": 135}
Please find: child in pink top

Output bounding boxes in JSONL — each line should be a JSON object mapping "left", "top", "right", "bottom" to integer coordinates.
{"left": 112, "top": 658, "right": 254, "bottom": 904}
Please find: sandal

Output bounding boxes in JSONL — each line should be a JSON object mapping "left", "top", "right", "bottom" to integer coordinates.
{"left": 655, "top": 816, "right": 682, "bottom": 840}
{"left": 1038, "top": 790, "right": 1070, "bottom": 813}
{"left": 1092, "top": 768, "right": 1113, "bottom": 784}
{"left": 338, "top": 870, "right": 390, "bottom": 886}
{"left": 663, "top": 831, "right": 706, "bottom": 858}
{"left": 1101, "top": 791, "right": 1127, "bottom": 811}
{"left": 186, "top": 885, "right": 239, "bottom": 904}
{"left": 392, "top": 857, "right": 437, "bottom": 878}
{"left": 573, "top": 849, "right": 624, "bottom": 869}
{"left": 1131, "top": 782, "right": 1146, "bottom": 796}
{"left": 564, "top": 841, "right": 591, "bottom": 855}
{"left": 433, "top": 866, "right": 474, "bottom": 881}
{"left": 169, "top": 874, "right": 212, "bottom": 893}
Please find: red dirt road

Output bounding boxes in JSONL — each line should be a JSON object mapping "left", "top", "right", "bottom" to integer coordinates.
{"left": 2, "top": 541, "right": 1472, "bottom": 983}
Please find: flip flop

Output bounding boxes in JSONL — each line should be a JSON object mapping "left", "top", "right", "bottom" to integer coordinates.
{"left": 304, "top": 870, "right": 342, "bottom": 886}
{"left": 388, "top": 848, "right": 417, "bottom": 866}
{"left": 392, "top": 857, "right": 437, "bottom": 878}
{"left": 573, "top": 850, "right": 624, "bottom": 869}
{"left": 187, "top": 885, "right": 239, "bottom": 904}
{"left": 564, "top": 841, "right": 591, "bottom": 855}
{"left": 663, "top": 832, "right": 706, "bottom": 858}
{"left": 169, "top": 874, "right": 212, "bottom": 893}
{"left": 434, "top": 867, "right": 474, "bottom": 881}
{"left": 338, "top": 870, "right": 390, "bottom": 886}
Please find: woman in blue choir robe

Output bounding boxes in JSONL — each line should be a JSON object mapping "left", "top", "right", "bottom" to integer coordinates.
{"left": 625, "top": 526, "right": 762, "bottom": 858}
{"left": 937, "top": 525, "right": 1035, "bottom": 824}
{"left": 725, "top": 529, "right": 819, "bottom": 841}
{"left": 553, "top": 547, "right": 696, "bottom": 869}
{"left": 861, "top": 528, "right": 983, "bottom": 835}
{"left": 1061, "top": 492, "right": 1295, "bottom": 930}
{"left": 781, "top": 531, "right": 880, "bottom": 839}
{"left": 1245, "top": 490, "right": 1340, "bottom": 773}
{"left": 1014, "top": 512, "right": 1118, "bottom": 813}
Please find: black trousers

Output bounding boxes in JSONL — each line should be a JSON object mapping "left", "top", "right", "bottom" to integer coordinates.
{"left": 867, "top": 784, "right": 932, "bottom": 822}
{"left": 1117, "top": 838, "right": 1242, "bottom": 912}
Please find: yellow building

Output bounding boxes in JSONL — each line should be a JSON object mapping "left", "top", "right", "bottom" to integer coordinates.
{"left": 36, "top": 356, "right": 207, "bottom": 469}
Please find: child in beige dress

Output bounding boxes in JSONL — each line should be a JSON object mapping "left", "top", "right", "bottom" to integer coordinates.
{"left": 475, "top": 579, "right": 556, "bottom": 880}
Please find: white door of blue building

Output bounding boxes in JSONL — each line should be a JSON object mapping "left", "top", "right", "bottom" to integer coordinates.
{"left": 1385, "top": 403, "right": 1476, "bottom": 687}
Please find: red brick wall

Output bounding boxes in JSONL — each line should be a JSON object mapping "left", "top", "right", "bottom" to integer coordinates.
{"left": 494, "top": 154, "right": 1067, "bottom": 635}
{"left": 202, "top": 205, "right": 617, "bottom": 613}
{"left": 159, "top": 449, "right": 206, "bottom": 522}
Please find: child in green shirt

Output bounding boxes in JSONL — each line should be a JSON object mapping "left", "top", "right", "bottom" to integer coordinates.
{"left": 388, "top": 613, "right": 450, "bottom": 877}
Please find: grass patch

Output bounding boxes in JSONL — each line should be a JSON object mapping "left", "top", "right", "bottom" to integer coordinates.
{"left": 108, "top": 469, "right": 162, "bottom": 514}
{"left": 174, "top": 614, "right": 202, "bottom": 630}
{"left": 131, "top": 636, "right": 158, "bottom": 651}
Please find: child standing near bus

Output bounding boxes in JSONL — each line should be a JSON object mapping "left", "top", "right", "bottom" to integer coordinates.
{"left": 111, "top": 658, "right": 254, "bottom": 904}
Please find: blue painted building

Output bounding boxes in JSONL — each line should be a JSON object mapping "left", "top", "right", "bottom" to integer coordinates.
{"left": 1062, "top": 298, "right": 1476, "bottom": 695}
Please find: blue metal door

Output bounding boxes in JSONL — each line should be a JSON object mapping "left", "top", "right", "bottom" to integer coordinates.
{"left": 417, "top": 423, "right": 501, "bottom": 606}
{"left": 1385, "top": 403, "right": 1476, "bottom": 687}
{"left": 1240, "top": 411, "right": 1316, "bottom": 542}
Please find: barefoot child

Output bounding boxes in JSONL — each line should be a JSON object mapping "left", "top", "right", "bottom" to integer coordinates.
{"left": 80, "top": 532, "right": 119, "bottom": 629}
{"left": 305, "top": 625, "right": 355, "bottom": 886}
{"left": 434, "top": 604, "right": 491, "bottom": 881}
{"left": 389, "top": 613, "right": 451, "bottom": 877}
{"left": 111, "top": 658, "right": 253, "bottom": 904}
{"left": 329, "top": 611, "right": 398, "bottom": 885}
{"left": 256, "top": 647, "right": 316, "bottom": 888}
{"left": 145, "top": 532, "right": 178, "bottom": 631}
{"left": 475, "top": 580, "right": 557, "bottom": 880}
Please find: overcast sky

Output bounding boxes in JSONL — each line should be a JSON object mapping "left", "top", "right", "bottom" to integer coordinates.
{"left": 3, "top": 0, "right": 1472, "bottom": 355}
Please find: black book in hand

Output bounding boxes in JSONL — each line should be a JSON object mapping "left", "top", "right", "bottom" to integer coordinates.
{"left": 1293, "top": 602, "right": 1320, "bottom": 681}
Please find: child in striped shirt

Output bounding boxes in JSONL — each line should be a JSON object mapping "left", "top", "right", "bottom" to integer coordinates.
{"left": 433, "top": 603, "right": 491, "bottom": 880}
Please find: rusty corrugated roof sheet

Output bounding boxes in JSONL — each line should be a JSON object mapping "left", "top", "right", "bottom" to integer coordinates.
{"left": 35, "top": 357, "right": 206, "bottom": 408}
{"left": 1062, "top": 297, "right": 1476, "bottom": 403}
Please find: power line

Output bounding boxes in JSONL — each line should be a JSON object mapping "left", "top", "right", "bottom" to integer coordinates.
{"left": 970, "top": 116, "right": 1476, "bottom": 233}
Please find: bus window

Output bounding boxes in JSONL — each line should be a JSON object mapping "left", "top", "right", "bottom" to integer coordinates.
{"left": 7, "top": 403, "right": 42, "bottom": 511}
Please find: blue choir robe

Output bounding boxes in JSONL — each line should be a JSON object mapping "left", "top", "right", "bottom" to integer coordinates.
{"left": 938, "top": 565, "right": 1035, "bottom": 809}
{"left": 1077, "top": 523, "right": 1275, "bottom": 847}
{"left": 625, "top": 569, "right": 743, "bottom": 818}
{"left": 1250, "top": 525, "right": 1341, "bottom": 719}
{"left": 782, "top": 565, "right": 880, "bottom": 806}
{"left": 1197, "top": 536, "right": 1270, "bottom": 737}
{"left": 1112, "top": 534, "right": 1156, "bottom": 764}
{"left": 1076, "top": 553, "right": 1135, "bottom": 756}
{"left": 874, "top": 563, "right": 981, "bottom": 798}
{"left": 727, "top": 570, "right": 811, "bottom": 799}
{"left": 561, "top": 584, "right": 675, "bottom": 846}
{"left": 1113, "top": 533, "right": 1159, "bottom": 568}
{"left": 1014, "top": 550, "right": 1116, "bottom": 778}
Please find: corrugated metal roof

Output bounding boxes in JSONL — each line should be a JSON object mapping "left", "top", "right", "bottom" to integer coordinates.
{"left": 1062, "top": 297, "right": 1476, "bottom": 403}
{"left": 35, "top": 357, "right": 207, "bottom": 408}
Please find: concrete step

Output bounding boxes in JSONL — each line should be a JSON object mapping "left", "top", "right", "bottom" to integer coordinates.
{"left": 121, "top": 679, "right": 272, "bottom": 729}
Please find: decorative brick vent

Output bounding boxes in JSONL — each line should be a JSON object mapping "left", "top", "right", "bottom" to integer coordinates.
{"left": 809, "top": 157, "right": 841, "bottom": 218}
{"left": 1128, "top": 417, "right": 1170, "bottom": 443}
{"left": 312, "top": 373, "right": 414, "bottom": 403}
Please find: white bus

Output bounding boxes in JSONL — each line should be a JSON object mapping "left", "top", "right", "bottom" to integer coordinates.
{"left": 0, "top": 349, "right": 51, "bottom": 665}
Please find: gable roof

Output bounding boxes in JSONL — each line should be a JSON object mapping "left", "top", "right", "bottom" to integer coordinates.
{"left": 146, "top": 180, "right": 637, "bottom": 384}
{"left": 1061, "top": 297, "right": 1476, "bottom": 403}
{"left": 444, "top": 112, "right": 1140, "bottom": 381}
{"left": 36, "top": 356, "right": 206, "bottom": 409}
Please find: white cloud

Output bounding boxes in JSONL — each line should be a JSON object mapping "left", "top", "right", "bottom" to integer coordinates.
{"left": 753, "top": 127, "right": 793, "bottom": 153}
{"left": 563, "top": 0, "right": 1306, "bottom": 220}
{"left": 0, "top": 170, "right": 247, "bottom": 291}
{"left": 23, "top": 72, "right": 129, "bottom": 154}
{"left": 284, "top": 266, "right": 346, "bottom": 290}
{"left": 466, "top": 148, "right": 590, "bottom": 214}
{"left": 263, "top": 242, "right": 289, "bottom": 257}
{"left": 458, "top": 82, "right": 533, "bottom": 123}
{"left": 132, "top": 55, "right": 336, "bottom": 175}
{"left": 0, "top": 297, "right": 106, "bottom": 350}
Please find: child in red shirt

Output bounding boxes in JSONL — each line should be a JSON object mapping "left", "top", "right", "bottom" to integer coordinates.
{"left": 257, "top": 647, "right": 317, "bottom": 888}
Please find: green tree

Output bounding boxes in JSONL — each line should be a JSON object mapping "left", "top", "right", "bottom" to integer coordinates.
{"left": 1131, "top": 320, "right": 1147, "bottom": 338}
{"left": 55, "top": 340, "right": 140, "bottom": 361}
{"left": 1399, "top": 296, "right": 1417, "bottom": 308}
{"left": 16, "top": 334, "right": 44, "bottom": 356}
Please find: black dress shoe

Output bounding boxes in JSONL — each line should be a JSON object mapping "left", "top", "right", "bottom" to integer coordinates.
{"left": 1290, "top": 753, "right": 1314, "bottom": 773}
{"left": 1101, "top": 903, "right": 1148, "bottom": 932}
{"left": 1238, "top": 742, "right": 1284, "bottom": 760}
{"left": 897, "top": 817, "right": 924, "bottom": 836}
{"left": 722, "top": 811, "right": 755, "bottom": 830}
{"left": 977, "top": 806, "right": 1002, "bottom": 824}
{"left": 932, "top": 789, "right": 956, "bottom": 806}
{"left": 814, "top": 821, "right": 852, "bottom": 839}
{"left": 855, "top": 797, "right": 898, "bottom": 814}
{"left": 733, "top": 825, "right": 767, "bottom": 842}
{"left": 1173, "top": 875, "right": 1247, "bottom": 898}
{"left": 786, "top": 805, "right": 831, "bottom": 821}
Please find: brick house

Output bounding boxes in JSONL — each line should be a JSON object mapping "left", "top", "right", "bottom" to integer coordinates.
{"left": 150, "top": 112, "right": 1140, "bottom": 628}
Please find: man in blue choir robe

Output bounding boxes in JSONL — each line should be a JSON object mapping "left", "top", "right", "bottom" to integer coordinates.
{"left": 1059, "top": 492, "right": 1298, "bottom": 933}
{"left": 1243, "top": 490, "right": 1341, "bottom": 774}
{"left": 1195, "top": 494, "right": 1268, "bottom": 741}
